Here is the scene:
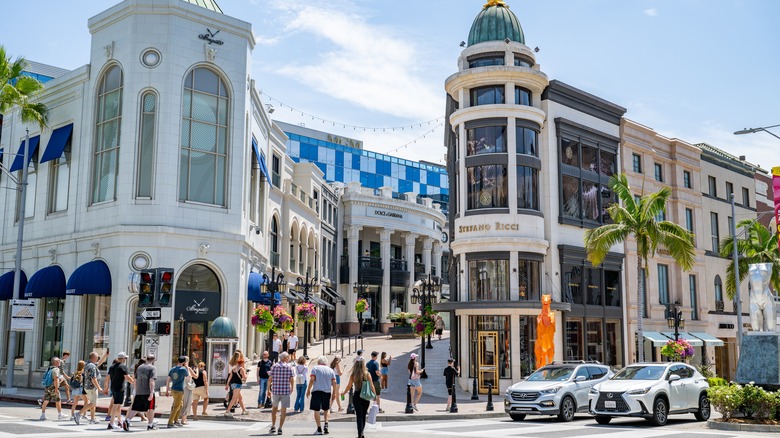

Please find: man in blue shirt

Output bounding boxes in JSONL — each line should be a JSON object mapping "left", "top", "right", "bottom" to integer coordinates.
{"left": 366, "top": 351, "right": 384, "bottom": 413}
{"left": 165, "top": 356, "right": 191, "bottom": 428}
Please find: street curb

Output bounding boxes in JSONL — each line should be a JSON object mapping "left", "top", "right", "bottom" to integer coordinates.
{"left": 329, "top": 412, "right": 507, "bottom": 422}
{"left": 707, "top": 419, "right": 780, "bottom": 433}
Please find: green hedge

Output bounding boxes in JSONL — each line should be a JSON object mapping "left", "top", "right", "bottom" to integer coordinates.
{"left": 708, "top": 382, "right": 780, "bottom": 421}
{"left": 707, "top": 377, "right": 728, "bottom": 387}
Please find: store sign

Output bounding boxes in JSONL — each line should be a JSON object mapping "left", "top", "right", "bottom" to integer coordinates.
{"left": 10, "top": 299, "right": 35, "bottom": 331}
{"left": 198, "top": 28, "right": 224, "bottom": 45}
{"left": 458, "top": 222, "right": 520, "bottom": 234}
{"left": 371, "top": 209, "right": 403, "bottom": 219}
{"left": 174, "top": 291, "right": 220, "bottom": 322}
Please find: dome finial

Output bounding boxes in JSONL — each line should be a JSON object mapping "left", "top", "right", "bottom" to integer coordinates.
{"left": 483, "top": 0, "right": 508, "bottom": 9}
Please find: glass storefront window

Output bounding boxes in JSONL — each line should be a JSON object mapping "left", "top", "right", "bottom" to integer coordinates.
{"left": 517, "top": 259, "right": 540, "bottom": 300}
{"left": 515, "top": 127, "right": 537, "bottom": 156}
{"left": 515, "top": 87, "right": 531, "bottom": 106}
{"left": 600, "top": 150, "right": 616, "bottom": 176}
{"left": 468, "top": 259, "right": 509, "bottom": 301}
{"left": 582, "top": 180, "right": 600, "bottom": 222}
{"left": 605, "top": 270, "right": 621, "bottom": 307}
{"left": 469, "top": 56, "right": 504, "bottom": 68}
{"left": 563, "top": 265, "right": 582, "bottom": 304}
{"left": 41, "top": 298, "right": 65, "bottom": 366}
{"left": 516, "top": 166, "right": 539, "bottom": 210}
{"left": 470, "top": 86, "right": 505, "bottom": 106}
{"left": 565, "top": 319, "right": 583, "bottom": 361}
{"left": 466, "top": 126, "right": 507, "bottom": 155}
{"left": 561, "top": 139, "right": 579, "bottom": 167}
{"left": 518, "top": 316, "right": 536, "bottom": 376}
{"left": 390, "top": 286, "right": 406, "bottom": 313}
{"left": 468, "top": 315, "right": 511, "bottom": 379}
{"left": 467, "top": 165, "right": 507, "bottom": 209}
{"left": 586, "top": 319, "right": 604, "bottom": 363}
{"left": 84, "top": 295, "right": 110, "bottom": 369}
{"left": 581, "top": 144, "right": 598, "bottom": 172}
{"left": 561, "top": 175, "right": 580, "bottom": 219}
{"left": 586, "top": 268, "right": 601, "bottom": 305}
{"left": 605, "top": 320, "right": 623, "bottom": 368}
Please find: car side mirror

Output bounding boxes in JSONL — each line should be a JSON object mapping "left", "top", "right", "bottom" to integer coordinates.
{"left": 575, "top": 375, "right": 586, "bottom": 382}
{"left": 668, "top": 374, "right": 681, "bottom": 382}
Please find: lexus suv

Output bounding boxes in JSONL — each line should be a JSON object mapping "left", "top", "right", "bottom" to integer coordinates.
{"left": 504, "top": 362, "right": 613, "bottom": 422}
{"left": 588, "top": 362, "right": 710, "bottom": 426}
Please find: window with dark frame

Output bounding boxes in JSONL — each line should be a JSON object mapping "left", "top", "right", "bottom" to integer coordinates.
{"left": 271, "top": 153, "right": 281, "bottom": 187}
{"left": 725, "top": 181, "right": 734, "bottom": 199}
{"left": 657, "top": 264, "right": 669, "bottom": 304}
{"left": 708, "top": 176, "right": 717, "bottom": 197}
{"left": 654, "top": 163, "right": 663, "bottom": 182}
{"left": 710, "top": 212, "right": 720, "bottom": 252}
{"left": 742, "top": 187, "right": 750, "bottom": 207}
{"left": 683, "top": 170, "right": 692, "bottom": 189}
{"left": 689, "top": 275, "right": 698, "bottom": 320}
{"left": 632, "top": 153, "right": 642, "bottom": 173}
{"left": 470, "top": 85, "right": 505, "bottom": 107}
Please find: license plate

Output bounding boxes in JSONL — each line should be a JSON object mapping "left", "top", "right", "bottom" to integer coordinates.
{"left": 605, "top": 401, "right": 616, "bottom": 409}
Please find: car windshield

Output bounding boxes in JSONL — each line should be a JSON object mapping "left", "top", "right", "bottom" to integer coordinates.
{"left": 527, "top": 367, "right": 574, "bottom": 381}
{"left": 612, "top": 365, "right": 666, "bottom": 381}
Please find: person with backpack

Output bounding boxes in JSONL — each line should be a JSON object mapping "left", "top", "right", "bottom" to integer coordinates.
{"left": 292, "top": 356, "right": 308, "bottom": 413}
{"left": 74, "top": 352, "right": 104, "bottom": 425}
{"left": 40, "top": 357, "right": 66, "bottom": 421}
{"left": 69, "top": 361, "right": 87, "bottom": 421}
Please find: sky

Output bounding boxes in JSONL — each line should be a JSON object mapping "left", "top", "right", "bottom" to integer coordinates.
{"left": 2, "top": 0, "right": 779, "bottom": 169}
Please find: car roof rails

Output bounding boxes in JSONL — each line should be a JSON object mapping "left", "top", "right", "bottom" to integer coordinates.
{"left": 550, "top": 360, "right": 602, "bottom": 365}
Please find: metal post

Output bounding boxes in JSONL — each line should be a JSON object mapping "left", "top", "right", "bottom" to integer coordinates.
{"left": 731, "top": 193, "right": 743, "bottom": 353}
{"left": 346, "top": 386, "right": 355, "bottom": 414}
{"left": 420, "top": 280, "right": 427, "bottom": 378}
{"left": 486, "top": 383, "right": 494, "bottom": 411}
{"left": 471, "top": 376, "right": 479, "bottom": 400}
{"left": 449, "top": 383, "right": 458, "bottom": 413}
{"left": 303, "top": 274, "right": 310, "bottom": 360}
{"left": 405, "top": 384, "right": 414, "bottom": 414}
{"left": 4, "top": 130, "right": 30, "bottom": 394}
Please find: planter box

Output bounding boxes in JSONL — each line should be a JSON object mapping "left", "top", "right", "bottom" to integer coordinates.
{"left": 388, "top": 326, "right": 416, "bottom": 339}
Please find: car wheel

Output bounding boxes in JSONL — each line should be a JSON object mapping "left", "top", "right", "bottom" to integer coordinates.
{"left": 651, "top": 397, "right": 668, "bottom": 426}
{"left": 557, "top": 396, "right": 575, "bottom": 422}
{"left": 595, "top": 415, "right": 611, "bottom": 425}
{"left": 694, "top": 393, "right": 710, "bottom": 421}
{"left": 509, "top": 413, "right": 526, "bottom": 421}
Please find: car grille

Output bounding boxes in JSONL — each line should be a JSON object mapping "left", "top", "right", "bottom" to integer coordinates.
{"left": 510, "top": 391, "right": 541, "bottom": 402}
{"left": 595, "top": 392, "right": 629, "bottom": 412}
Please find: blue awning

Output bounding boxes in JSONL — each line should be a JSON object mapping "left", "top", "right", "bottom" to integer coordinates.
{"left": 24, "top": 265, "right": 66, "bottom": 299}
{"left": 40, "top": 124, "right": 73, "bottom": 164}
{"left": 0, "top": 270, "right": 28, "bottom": 301}
{"left": 248, "top": 272, "right": 281, "bottom": 304}
{"left": 9, "top": 136, "right": 41, "bottom": 172}
{"left": 66, "top": 260, "right": 111, "bottom": 296}
{"left": 251, "top": 138, "right": 272, "bottom": 184}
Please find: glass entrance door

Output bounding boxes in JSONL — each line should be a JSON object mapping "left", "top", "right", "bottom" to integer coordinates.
{"left": 186, "top": 322, "right": 208, "bottom": 366}
{"left": 478, "top": 331, "right": 499, "bottom": 393}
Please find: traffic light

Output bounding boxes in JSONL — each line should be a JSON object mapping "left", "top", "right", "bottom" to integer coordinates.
{"left": 138, "top": 270, "right": 155, "bottom": 308}
{"left": 156, "top": 322, "right": 171, "bottom": 335}
{"left": 137, "top": 322, "right": 149, "bottom": 335}
{"left": 156, "top": 268, "right": 174, "bottom": 307}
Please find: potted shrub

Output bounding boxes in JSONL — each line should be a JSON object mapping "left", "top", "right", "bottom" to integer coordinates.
{"left": 387, "top": 312, "right": 416, "bottom": 338}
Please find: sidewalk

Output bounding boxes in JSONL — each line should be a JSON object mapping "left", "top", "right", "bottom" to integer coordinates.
{"left": 0, "top": 331, "right": 505, "bottom": 423}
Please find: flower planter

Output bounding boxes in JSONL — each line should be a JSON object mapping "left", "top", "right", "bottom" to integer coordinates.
{"left": 388, "top": 326, "right": 416, "bottom": 339}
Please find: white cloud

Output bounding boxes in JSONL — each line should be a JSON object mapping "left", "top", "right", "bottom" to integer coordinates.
{"left": 255, "top": 35, "right": 281, "bottom": 46}
{"left": 644, "top": 8, "right": 657, "bottom": 17}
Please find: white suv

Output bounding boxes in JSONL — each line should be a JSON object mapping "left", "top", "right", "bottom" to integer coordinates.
{"left": 588, "top": 362, "right": 710, "bottom": 426}
{"left": 505, "top": 362, "right": 613, "bottom": 422}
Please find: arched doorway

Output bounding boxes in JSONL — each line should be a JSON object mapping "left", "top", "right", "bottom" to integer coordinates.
{"left": 172, "top": 264, "right": 221, "bottom": 366}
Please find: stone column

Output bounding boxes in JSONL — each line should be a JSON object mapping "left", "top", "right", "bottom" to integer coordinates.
{"left": 378, "top": 228, "right": 393, "bottom": 333}
{"left": 433, "top": 241, "right": 442, "bottom": 279}
{"left": 423, "top": 237, "right": 433, "bottom": 275}
{"left": 346, "top": 225, "right": 362, "bottom": 333}
{"left": 405, "top": 233, "right": 417, "bottom": 312}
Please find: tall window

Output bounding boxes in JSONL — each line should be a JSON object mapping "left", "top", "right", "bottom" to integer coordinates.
{"left": 48, "top": 135, "right": 70, "bottom": 213}
{"left": 136, "top": 91, "right": 157, "bottom": 198}
{"left": 742, "top": 187, "right": 750, "bottom": 207}
{"left": 714, "top": 275, "right": 723, "bottom": 303}
{"left": 725, "top": 181, "right": 734, "bottom": 199}
{"left": 92, "top": 64, "right": 122, "bottom": 204}
{"left": 685, "top": 208, "right": 694, "bottom": 233}
{"left": 272, "top": 153, "right": 281, "bottom": 187}
{"left": 708, "top": 176, "right": 717, "bottom": 197}
{"left": 40, "top": 297, "right": 64, "bottom": 365}
{"left": 728, "top": 216, "right": 734, "bottom": 237}
{"left": 467, "top": 126, "right": 506, "bottom": 155}
{"left": 710, "top": 212, "right": 719, "bottom": 252}
{"left": 516, "top": 166, "right": 539, "bottom": 210}
{"left": 516, "top": 258, "right": 540, "bottom": 300}
{"left": 654, "top": 163, "right": 663, "bottom": 182}
{"left": 179, "top": 67, "right": 229, "bottom": 206}
{"left": 468, "top": 259, "right": 509, "bottom": 301}
{"left": 683, "top": 170, "right": 692, "bottom": 189}
{"left": 468, "top": 316, "right": 511, "bottom": 379}
{"left": 632, "top": 153, "right": 642, "bottom": 173}
{"left": 467, "top": 165, "right": 507, "bottom": 209}
{"left": 470, "top": 85, "right": 504, "bottom": 106}
{"left": 515, "top": 86, "right": 531, "bottom": 106}
{"left": 657, "top": 264, "right": 669, "bottom": 304}
{"left": 689, "top": 275, "right": 698, "bottom": 320}
{"left": 515, "top": 127, "right": 537, "bottom": 156}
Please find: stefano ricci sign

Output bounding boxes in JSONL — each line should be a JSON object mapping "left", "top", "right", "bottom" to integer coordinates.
{"left": 371, "top": 209, "right": 404, "bottom": 220}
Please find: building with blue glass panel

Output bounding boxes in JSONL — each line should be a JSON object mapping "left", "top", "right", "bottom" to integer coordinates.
{"left": 277, "top": 121, "right": 449, "bottom": 213}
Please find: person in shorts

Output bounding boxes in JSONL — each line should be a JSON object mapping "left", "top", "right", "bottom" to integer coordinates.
{"left": 191, "top": 362, "right": 209, "bottom": 418}
{"left": 122, "top": 354, "right": 158, "bottom": 431}
{"left": 75, "top": 352, "right": 104, "bottom": 425}
{"left": 267, "top": 352, "right": 295, "bottom": 435}
{"left": 106, "top": 352, "right": 134, "bottom": 430}
{"left": 443, "top": 358, "right": 460, "bottom": 411}
{"left": 306, "top": 356, "right": 336, "bottom": 435}
{"left": 287, "top": 333, "right": 298, "bottom": 360}
{"left": 270, "top": 333, "right": 282, "bottom": 363}
{"left": 366, "top": 351, "right": 384, "bottom": 413}
{"left": 40, "top": 357, "right": 65, "bottom": 421}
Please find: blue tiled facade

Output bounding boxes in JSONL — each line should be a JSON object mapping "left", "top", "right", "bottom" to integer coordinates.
{"left": 282, "top": 127, "right": 449, "bottom": 212}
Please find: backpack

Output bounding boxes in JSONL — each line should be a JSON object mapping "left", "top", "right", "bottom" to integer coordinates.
{"left": 70, "top": 373, "right": 82, "bottom": 389}
{"left": 41, "top": 367, "right": 54, "bottom": 388}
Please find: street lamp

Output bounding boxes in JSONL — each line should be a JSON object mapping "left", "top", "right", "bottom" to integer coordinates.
{"left": 665, "top": 303, "right": 685, "bottom": 342}
{"left": 295, "top": 274, "right": 317, "bottom": 359}
{"left": 260, "top": 267, "right": 286, "bottom": 353}
{"left": 353, "top": 278, "right": 368, "bottom": 335}
{"left": 734, "top": 124, "right": 780, "bottom": 141}
{"left": 414, "top": 274, "right": 440, "bottom": 379}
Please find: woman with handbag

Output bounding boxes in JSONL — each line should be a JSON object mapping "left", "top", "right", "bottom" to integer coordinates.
{"left": 407, "top": 354, "right": 423, "bottom": 410}
{"left": 225, "top": 351, "right": 248, "bottom": 416}
{"left": 340, "top": 359, "right": 375, "bottom": 438}
{"left": 190, "top": 362, "right": 209, "bottom": 419}
{"left": 293, "top": 356, "right": 308, "bottom": 412}
{"left": 180, "top": 363, "right": 196, "bottom": 424}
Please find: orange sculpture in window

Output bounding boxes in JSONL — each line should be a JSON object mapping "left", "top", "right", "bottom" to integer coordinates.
{"left": 535, "top": 294, "right": 555, "bottom": 368}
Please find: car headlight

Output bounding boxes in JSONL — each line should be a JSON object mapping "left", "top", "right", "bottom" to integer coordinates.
{"left": 589, "top": 387, "right": 599, "bottom": 395}
{"left": 626, "top": 387, "right": 652, "bottom": 395}
{"left": 540, "top": 386, "right": 562, "bottom": 394}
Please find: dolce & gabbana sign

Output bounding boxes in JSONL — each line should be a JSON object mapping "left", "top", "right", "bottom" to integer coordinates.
{"left": 458, "top": 222, "right": 520, "bottom": 234}
{"left": 371, "top": 209, "right": 403, "bottom": 219}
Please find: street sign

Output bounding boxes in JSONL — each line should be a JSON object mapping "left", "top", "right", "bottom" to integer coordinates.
{"left": 140, "top": 308, "right": 162, "bottom": 320}
{"left": 10, "top": 299, "right": 35, "bottom": 331}
{"left": 144, "top": 334, "right": 159, "bottom": 358}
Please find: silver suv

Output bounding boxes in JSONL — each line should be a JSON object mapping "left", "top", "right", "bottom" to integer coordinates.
{"left": 505, "top": 362, "right": 614, "bottom": 422}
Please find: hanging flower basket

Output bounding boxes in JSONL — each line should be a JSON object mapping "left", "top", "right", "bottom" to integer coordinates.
{"left": 251, "top": 305, "right": 274, "bottom": 333}
{"left": 355, "top": 298, "right": 369, "bottom": 314}
{"left": 660, "top": 338, "right": 695, "bottom": 362}
{"left": 412, "top": 312, "right": 436, "bottom": 336}
{"left": 296, "top": 302, "right": 317, "bottom": 323}
{"left": 273, "top": 306, "right": 294, "bottom": 332}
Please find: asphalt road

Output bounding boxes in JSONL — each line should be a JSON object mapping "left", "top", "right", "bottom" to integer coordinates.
{"left": 0, "top": 402, "right": 758, "bottom": 437}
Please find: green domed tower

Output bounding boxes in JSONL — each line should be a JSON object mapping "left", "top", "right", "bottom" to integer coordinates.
{"left": 468, "top": 0, "right": 525, "bottom": 46}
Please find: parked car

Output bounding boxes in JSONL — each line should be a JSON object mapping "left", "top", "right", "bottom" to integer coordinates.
{"left": 504, "top": 362, "right": 613, "bottom": 422}
{"left": 588, "top": 362, "right": 710, "bottom": 426}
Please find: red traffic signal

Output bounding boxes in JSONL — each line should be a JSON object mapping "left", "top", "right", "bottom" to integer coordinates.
{"left": 156, "top": 322, "right": 171, "bottom": 335}
{"left": 156, "top": 268, "right": 174, "bottom": 307}
{"left": 138, "top": 270, "right": 156, "bottom": 308}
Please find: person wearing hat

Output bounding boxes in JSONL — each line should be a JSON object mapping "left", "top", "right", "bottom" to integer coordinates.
{"left": 407, "top": 353, "right": 424, "bottom": 411}
{"left": 106, "top": 352, "right": 134, "bottom": 430}
{"left": 352, "top": 349, "right": 364, "bottom": 364}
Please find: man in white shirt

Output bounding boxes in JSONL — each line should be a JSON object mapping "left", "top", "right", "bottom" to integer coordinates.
{"left": 271, "top": 333, "right": 282, "bottom": 363}
{"left": 287, "top": 333, "right": 299, "bottom": 360}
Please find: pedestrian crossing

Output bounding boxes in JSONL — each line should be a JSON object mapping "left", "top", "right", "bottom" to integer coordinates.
{"left": 0, "top": 417, "right": 261, "bottom": 437}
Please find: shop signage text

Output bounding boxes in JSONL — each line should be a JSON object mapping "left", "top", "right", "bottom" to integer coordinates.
{"left": 198, "top": 28, "right": 224, "bottom": 45}
{"left": 458, "top": 222, "right": 520, "bottom": 234}
{"left": 372, "top": 209, "right": 403, "bottom": 219}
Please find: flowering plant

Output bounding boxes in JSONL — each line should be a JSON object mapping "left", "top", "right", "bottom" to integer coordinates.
{"left": 296, "top": 302, "right": 317, "bottom": 323}
{"left": 251, "top": 305, "right": 274, "bottom": 333}
{"left": 412, "top": 304, "right": 437, "bottom": 336}
{"left": 660, "top": 338, "right": 695, "bottom": 361}
{"left": 355, "top": 298, "right": 369, "bottom": 314}
{"left": 273, "top": 306, "right": 294, "bottom": 331}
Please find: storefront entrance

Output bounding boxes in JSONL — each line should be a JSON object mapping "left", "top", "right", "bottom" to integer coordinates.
{"left": 478, "top": 331, "right": 499, "bottom": 393}
{"left": 172, "top": 265, "right": 221, "bottom": 366}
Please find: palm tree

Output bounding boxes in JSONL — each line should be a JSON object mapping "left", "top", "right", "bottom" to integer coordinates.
{"left": 584, "top": 173, "right": 695, "bottom": 363}
{"left": 0, "top": 45, "right": 48, "bottom": 128}
{"left": 719, "top": 219, "right": 780, "bottom": 300}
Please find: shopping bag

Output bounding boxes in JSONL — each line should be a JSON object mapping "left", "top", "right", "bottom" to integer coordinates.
{"left": 367, "top": 403, "right": 379, "bottom": 425}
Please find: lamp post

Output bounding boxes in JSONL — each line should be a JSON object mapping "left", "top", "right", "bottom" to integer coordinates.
{"left": 665, "top": 302, "right": 685, "bottom": 342}
{"left": 178, "top": 314, "right": 186, "bottom": 357}
{"left": 2, "top": 130, "right": 30, "bottom": 394}
{"left": 414, "top": 275, "right": 440, "bottom": 379}
{"left": 734, "top": 124, "right": 780, "bottom": 141}
{"left": 296, "top": 274, "right": 317, "bottom": 359}
{"left": 353, "top": 277, "right": 367, "bottom": 335}
{"left": 260, "top": 267, "right": 286, "bottom": 353}
{"left": 730, "top": 193, "right": 743, "bottom": 351}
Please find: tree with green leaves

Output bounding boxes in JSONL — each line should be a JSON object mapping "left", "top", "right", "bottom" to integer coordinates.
{"left": 719, "top": 219, "right": 780, "bottom": 300}
{"left": 584, "top": 173, "right": 695, "bottom": 363}
{"left": 0, "top": 45, "right": 48, "bottom": 129}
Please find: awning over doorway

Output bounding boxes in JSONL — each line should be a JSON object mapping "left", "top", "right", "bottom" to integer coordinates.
{"left": 662, "top": 332, "right": 703, "bottom": 346}
{"left": 688, "top": 332, "right": 725, "bottom": 347}
{"left": 40, "top": 124, "right": 73, "bottom": 164}
{"left": 321, "top": 286, "right": 345, "bottom": 304}
{"left": 284, "top": 290, "right": 303, "bottom": 304}
{"left": 309, "top": 295, "right": 335, "bottom": 310}
{"left": 642, "top": 331, "right": 671, "bottom": 347}
{"left": 24, "top": 265, "right": 66, "bottom": 299}
{"left": 247, "top": 272, "right": 281, "bottom": 305}
{"left": 0, "top": 270, "right": 27, "bottom": 300}
{"left": 66, "top": 260, "right": 111, "bottom": 295}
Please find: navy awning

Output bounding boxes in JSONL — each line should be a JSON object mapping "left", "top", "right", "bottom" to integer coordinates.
{"left": 66, "top": 260, "right": 111, "bottom": 296}
{"left": 321, "top": 286, "right": 345, "bottom": 304}
{"left": 251, "top": 137, "right": 272, "bottom": 184}
{"left": 40, "top": 124, "right": 73, "bottom": 164}
{"left": 24, "top": 265, "right": 66, "bottom": 299}
{"left": 248, "top": 272, "right": 281, "bottom": 304}
{"left": 309, "top": 295, "right": 335, "bottom": 310}
{"left": 9, "top": 136, "right": 41, "bottom": 172}
{"left": 0, "top": 270, "right": 28, "bottom": 301}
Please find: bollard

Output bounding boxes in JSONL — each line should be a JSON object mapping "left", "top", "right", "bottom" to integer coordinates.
{"left": 486, "top": 383, "right": 494, "bottom": 411}
{"left": 346, "top": 386, "right": 356, "bottom": 414}
{"left": 405, "top": 385, "right": 415, "bottom": 414}
{"left": 471, "top": 376, "right": 479, "bottom": 400}
{"left": 449, "top": 384, "right": 458, "bottom": 413}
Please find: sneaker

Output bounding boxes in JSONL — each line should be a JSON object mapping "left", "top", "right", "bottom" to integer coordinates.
{"left": 314, "top": 428, "right": 322, "bottom": 435}
{"left": 223, "top": 412, "right": 233, "bottom": 418}
{"left": 269, "top": 426, "right": 276, "bottom": 434}
{"left": 147, "top": 423, "right": 158, "bottom": 430}
{"left": 39, "top": 414, "right": 46, "bottom": 421}
{"left": 37, "top": 399, "right": 43, "bottom": 406}
{"left": 89, "top": 419, "right": 100, "bottom": 425}
{"left": 277, "top": 428, "right": 283, "bottom": 435}
{"left": 58, "top": 412, "right": 67, "bottom": 420}
{"left": 323, "top": 424, "right": 329, "bottom": 434}
{"left": 122, "top": 419, "right": 129, "bottom": 431}
{"left": 73, "top": 414, "right": 80, "bottom": 425}
{"left": 105, "top": 415, "right": 111, "bottom": 422}
{"left": 167, "top": 423, "right": 176, "bottom": 429}
{"left": 413, "top": 405, "right": 418, "bottom": 411}
{"left": 107, "top": 423, "right": 115, "bottom": 430}
{"left": 174, "top": 421, "right": 183, "bottom": 427}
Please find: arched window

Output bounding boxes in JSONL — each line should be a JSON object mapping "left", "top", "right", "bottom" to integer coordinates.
{"left": 136, "top": 91, "right": 157, "bottom": 198}
{"left": 714, "top": 275, "right": 723, "bottom": 304}
{"left": 179, "top": 67, "right": 229, "bottom": 206}
{"left": 174, "top": 264, "right": 221, "bottom": 367}
{"left": 92, "top": 64, "right": 123, "bottom": 204}
{"left": 270, "top": 217, "right": 279, "bottom": 268}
